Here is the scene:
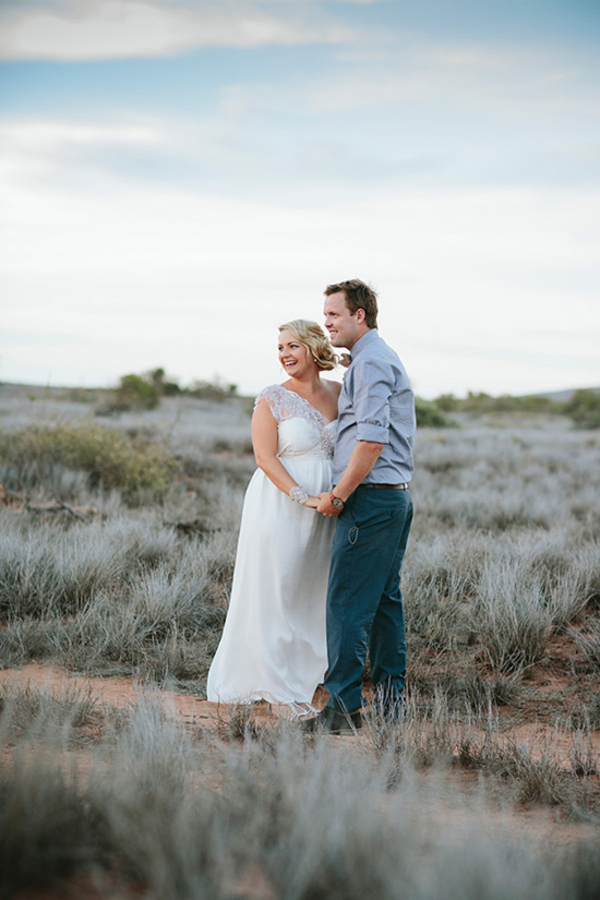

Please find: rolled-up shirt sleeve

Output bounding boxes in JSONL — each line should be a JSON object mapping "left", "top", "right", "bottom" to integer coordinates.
{"left": 332, "top": 329, "right": 414, "bottom": 485}
{"left": 353, "top": 357, "right": 393, "bottom": 444}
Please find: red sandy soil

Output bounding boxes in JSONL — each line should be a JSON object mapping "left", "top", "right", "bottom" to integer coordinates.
{"left": 0, "top": 663, "right": 302, "bottom": 730}
{"left": 12, "top": 871, "right": 273, "bottom": 900}
{"left": 0, "top": 663, "right": 219, "bottom": 722}
{"left": 12, "top": 878, "right": 145, "bottom": 900}
{"left": 4, "top": 660, "right": 592, "bottom": 764}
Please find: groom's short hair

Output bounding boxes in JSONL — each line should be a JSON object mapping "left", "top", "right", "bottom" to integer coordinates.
{"left": 324, "top": 278, "right": 379, "bottom": 329}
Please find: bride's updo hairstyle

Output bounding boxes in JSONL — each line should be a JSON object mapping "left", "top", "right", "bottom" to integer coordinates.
{"left": 279, "top": 319, "right": 338, "bottom": 371}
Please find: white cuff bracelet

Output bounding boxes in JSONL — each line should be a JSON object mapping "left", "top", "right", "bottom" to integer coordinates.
{"left": 289, "top": 485, "right": 309, "bottom": 505}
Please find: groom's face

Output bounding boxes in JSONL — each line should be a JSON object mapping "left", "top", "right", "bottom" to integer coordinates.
{"left": 324, "top": 291, "right": 362, "bottom": 350}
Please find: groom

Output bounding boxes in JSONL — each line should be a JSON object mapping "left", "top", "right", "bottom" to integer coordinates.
{"left": 303, "top": 279, "right": 415, "bottom": 734}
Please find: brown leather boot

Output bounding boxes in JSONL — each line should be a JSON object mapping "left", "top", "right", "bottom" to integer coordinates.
{"left": 300, "top": 706, "right": 362, "bottom": 735}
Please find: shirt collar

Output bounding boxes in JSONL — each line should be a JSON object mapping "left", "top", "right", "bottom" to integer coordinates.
{"left": 349, "top": 328, "right": 379, "bottom": 361}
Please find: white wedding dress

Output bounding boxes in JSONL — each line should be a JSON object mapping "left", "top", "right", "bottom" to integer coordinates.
{"left": 207, "top": 384, "right": 336, "bottom": 710}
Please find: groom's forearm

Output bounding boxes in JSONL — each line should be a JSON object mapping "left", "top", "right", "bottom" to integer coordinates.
{"left": 333, "top": 440, "right": 385, "bottom": 501}
{"left": 317, "top": 440, "right": 384, "bottom": 515}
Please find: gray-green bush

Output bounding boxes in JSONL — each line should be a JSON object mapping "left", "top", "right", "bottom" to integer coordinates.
{"left": 0, "top": 422, "right": 177, "bottom": 498}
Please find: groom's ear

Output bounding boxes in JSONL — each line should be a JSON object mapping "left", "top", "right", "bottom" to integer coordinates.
{"left": 355, "top": 308, "right": 366, "bottom": 324}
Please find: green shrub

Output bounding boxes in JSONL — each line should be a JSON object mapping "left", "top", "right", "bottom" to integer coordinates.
{"left": 446, "top": 392, "right": 561, "bottom": 416}
{"left": 564, "top": 389, "right": 600, "bottom": 429}
{"left": 112, "top": 374, "right": 160, "bottom": 412}
{"left": 517, "top": 395, "right": 559, "bottom": 414}
{"left": 435, "top": 393, "right": 460, "bottom": 412}
{"left": 415, "top": 397, "right": 456, "bottom": 428}
{"left": 97, "top": 369, "right": 237, "bottom": 413}
{"left": 148, "top": 367, "right": 183, "bottom": 397}
{"left": 188, "top": 379, "right": 238, "bottom": 400}
{"left": 0, "top": 424, "right": 177, "bottom": 497}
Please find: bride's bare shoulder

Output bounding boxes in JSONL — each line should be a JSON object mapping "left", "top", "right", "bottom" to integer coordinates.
{"left": 323, "top": 379, "right": 342, "bottom": 399}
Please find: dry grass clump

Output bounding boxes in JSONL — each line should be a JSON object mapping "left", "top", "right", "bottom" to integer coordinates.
{"left": 0, "top": 513, "right": 178, "bottom": 619}
{"left": 470, "top": 559, "right": 553, "bottom": 675}
{"left": 0, "top": 752, "right": 99, "bottom": 900}
{"left": 574, "top": 620, "right": 600, "bottom": 670}
{"left": 51, "top": 561, "right": 226, "bottom": 684}
{"left": 415, "top": 425, "right": 600, "bottom": 531}
{"left": 0, "top": 681, "right": 98, "bottom": 736}
{"left": 404, "top": 527, "right": 597, "bottom": 680}
{"left": 363, "top": 691, "right": 600, "bottom": 820}
{"left": 0, "top": 532, "right": 231, "bottom": 690}
{"left": 0, "top": 479, "right": 239, "bottom": 689}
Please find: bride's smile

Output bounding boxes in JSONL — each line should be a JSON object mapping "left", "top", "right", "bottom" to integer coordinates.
{"left": 278, "top": 330, "right": 315, "bottom": 379}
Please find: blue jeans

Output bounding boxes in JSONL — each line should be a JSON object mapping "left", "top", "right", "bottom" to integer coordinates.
{"left": 324, "top": 487, "right": 413, "bottom": 713}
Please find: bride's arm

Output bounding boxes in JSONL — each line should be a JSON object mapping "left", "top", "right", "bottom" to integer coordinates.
{"left": 252, "top": 399, "right": 318, "bottom": 507}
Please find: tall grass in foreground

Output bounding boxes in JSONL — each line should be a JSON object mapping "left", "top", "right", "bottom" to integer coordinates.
{"left": 1, "top": 687, "right": 600, "bottom": 900}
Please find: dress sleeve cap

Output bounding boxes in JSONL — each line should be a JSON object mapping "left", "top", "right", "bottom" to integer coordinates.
{"left": 254, "top": 385, "right": 283, "bottom": 424}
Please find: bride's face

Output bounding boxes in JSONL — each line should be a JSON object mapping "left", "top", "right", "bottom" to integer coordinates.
{"left": 278, "top": 330, "right": 314, "bottom": 378}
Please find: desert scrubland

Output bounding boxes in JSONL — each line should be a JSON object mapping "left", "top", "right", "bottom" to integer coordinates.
{"left": 1, "top": 383, "right": 600, "bottom": 899}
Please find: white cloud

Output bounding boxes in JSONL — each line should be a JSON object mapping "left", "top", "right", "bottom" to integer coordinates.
{"left": 0, "top": 120, "right": 162, "bottom": 185}
{"left": 314, "top": 41, "right": 595, "bottom": 117}
{"left": 0, "top": 0, "right": 361, "bottom": 60}
{"left": 0, "top": 120, "right": 160, "bottom": 150}
{"left": 1, "top": 126, "right": 599, "bottom": 395}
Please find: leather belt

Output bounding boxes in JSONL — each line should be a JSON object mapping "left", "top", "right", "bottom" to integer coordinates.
{"left": 358, "top": 483, "right": 409, "bottom": 491}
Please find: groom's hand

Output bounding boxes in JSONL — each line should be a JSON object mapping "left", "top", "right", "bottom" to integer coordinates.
{"left": 316, "top": 492, "right": 343, "bottom": 517}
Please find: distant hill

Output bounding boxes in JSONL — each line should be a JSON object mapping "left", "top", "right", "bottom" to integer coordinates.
{"left": 527, "top": 387, "right": 600, "bottom": 402}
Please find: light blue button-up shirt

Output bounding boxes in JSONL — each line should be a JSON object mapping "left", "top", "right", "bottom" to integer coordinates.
{"left": 333, "top": 329, "right": 415, "bottom": 485}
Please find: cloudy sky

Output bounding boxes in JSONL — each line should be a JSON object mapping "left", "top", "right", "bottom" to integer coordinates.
{"left": 1, "top": 0, "right": 599, "bottom": 398}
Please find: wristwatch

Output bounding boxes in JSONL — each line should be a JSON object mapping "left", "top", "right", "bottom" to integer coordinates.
{"left": 330, "top": 493, "right": 345, "bottom": 510}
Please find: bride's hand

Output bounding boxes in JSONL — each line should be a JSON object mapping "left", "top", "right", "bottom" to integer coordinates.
{"left": 304, "top": 495, "right": 319, "bottom": 509}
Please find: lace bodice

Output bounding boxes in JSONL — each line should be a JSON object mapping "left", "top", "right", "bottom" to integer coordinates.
{"left": 255, "top": 384, "right": 336, "bottom": 459}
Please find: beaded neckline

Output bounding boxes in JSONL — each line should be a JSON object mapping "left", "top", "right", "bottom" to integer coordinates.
{"left": 255, "top": 384, "right": 336, "bottom": 459}
{"left": 255, "top": 383, "right": 338, "bottom": 434}
{"left": 278, "top": 385, "right": 337, "bottom": 426}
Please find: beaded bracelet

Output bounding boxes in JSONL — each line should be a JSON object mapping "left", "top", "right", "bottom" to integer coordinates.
{"left": 289, "top": 485, "right": 309, "bottom": 505}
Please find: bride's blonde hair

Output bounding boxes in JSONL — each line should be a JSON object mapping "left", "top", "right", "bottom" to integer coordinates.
{"left": 279, "top": 319, "right": 338, "bottom": 371}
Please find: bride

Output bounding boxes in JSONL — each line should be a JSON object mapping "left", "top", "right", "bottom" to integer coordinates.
{"left": 206, "top": 319, "right": 341, "bottom": 711}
